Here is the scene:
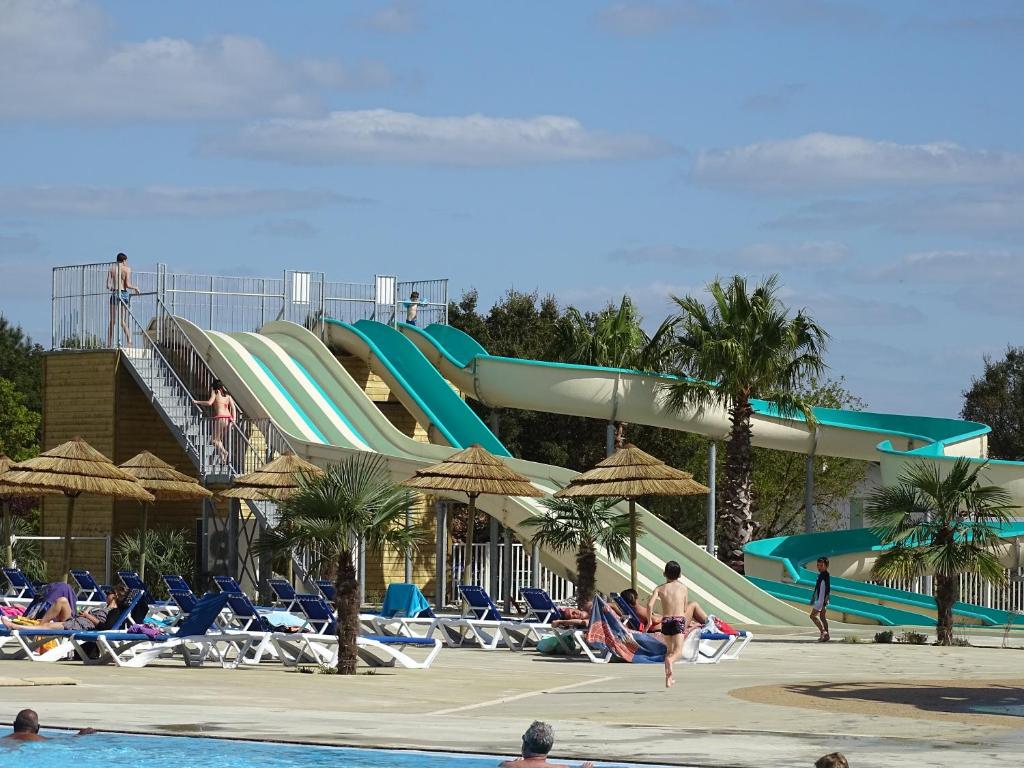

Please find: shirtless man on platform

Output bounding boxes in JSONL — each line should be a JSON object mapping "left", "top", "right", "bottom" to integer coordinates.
{"left": 106, "top": 252, "right": 140, "bottom": 346}
{"left": 646, "top": 560, "right": 695, "bottom": 688}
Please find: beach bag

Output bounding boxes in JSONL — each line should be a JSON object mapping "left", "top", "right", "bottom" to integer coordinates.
{"left": 681, "top": 628, "right": 701, "bottom": 663}
{"left": 536, "top": 635, "right": 576, "bottom": 655}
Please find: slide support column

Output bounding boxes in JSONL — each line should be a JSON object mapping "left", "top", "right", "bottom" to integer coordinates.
{"left": 606, "top": 423, "right": 615, "bottom": 457}
{"left": 707, "top": 441, "right": 717, "bottom": 556}
{"left": 489, "top": 516, "right": 500, "bottom": 601}
{"left": 502, "top": 527, "right": 514, "bottom": 614}
{"left": 805, "top": 430, "right": 818, "bottom": 534}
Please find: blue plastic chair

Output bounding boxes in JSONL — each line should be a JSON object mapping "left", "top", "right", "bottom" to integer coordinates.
{"left": 2, "top": 567, "right": 36, "bottom": 600}
{"left": 213, "top": 575, "right": 246, "bottom": 596}
{"left": 458, "top": 585, "right": 504, "bottom": 621}
{"left": 161, "top": 574, "right": 192, "bottom": 594}
{"left": 117, "top": 570, "right": 147, "bottom": 592}
{"left": 316, "top": 579, "right": 336, "bottom": 602}
{"left": 294, "top": 594, "right": 337, "bottom": 635}
{"left": 267, "top": 578, "right": 303, "bottom": 612}
{"left": 225, "top": 593, "right": 276, "bottom": 633}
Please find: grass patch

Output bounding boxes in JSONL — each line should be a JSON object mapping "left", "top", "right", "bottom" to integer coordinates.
{"left": 840, "top": 635, "right": 862, "bottom": 644}
{"left": 899, "top": 631, "right": 928, "bottom": 645}
{"left": 874, "top": 630, "right": 894, "bottom": 644}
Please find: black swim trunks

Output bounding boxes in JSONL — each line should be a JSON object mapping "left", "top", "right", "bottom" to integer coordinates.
{"left": 661, "top": 616, "right": 685, "bottom": 636}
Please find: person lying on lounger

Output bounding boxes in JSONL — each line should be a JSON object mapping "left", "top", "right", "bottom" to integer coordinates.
{"left": 3, "top": 709, "right": 96, "bottom": 742}
{"left": 1, "top": 585, "right": 130, "bottom": 632}
{"left": 499, "top": 721, "right": 594, "bottom": 768}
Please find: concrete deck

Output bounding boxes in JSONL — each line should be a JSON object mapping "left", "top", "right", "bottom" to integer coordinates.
{"left": 1, "top": 631, "right": 1022, "bottom": 767}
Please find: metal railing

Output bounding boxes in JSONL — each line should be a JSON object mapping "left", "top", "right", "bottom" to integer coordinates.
{"left": 449, "top": 542, "right": 576, "bottom": 605}
{"left": 868, "top": 571, "right": 1024, "bottom": 613}
{"left": 52, "top": 262, "right": 449, "bottom": 352}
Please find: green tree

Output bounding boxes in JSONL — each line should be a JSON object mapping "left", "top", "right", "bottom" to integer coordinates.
{"left": 0, "top": 377, "right": 40, "bottom": 460}
{"left": 753, "top": 377, "right": 869, "bottom": 537}
{"left": 555, "top": 296, "right": 672, "bottom": 451}
{"left": 0, "top": 316, "right": 44, "bottom": 414}
{"left": 961, "top": 347, "right": 1024, "bottom": 461}
{"left": 522, "top": 496, "right": 632, "bottom": 607}
{"left": 867, "top": 458, "right": 1016, "bottom": 645}
{"left": 662, "top": 275, "right": 829, "bottom": 572}
{"left": 113, "top": 527, "right": 195, "bottom": 599}
{"left": 260, "top": 455, "right": 425, "bottom": 674}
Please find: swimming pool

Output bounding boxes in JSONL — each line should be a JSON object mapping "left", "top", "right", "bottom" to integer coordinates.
{"left": 5, "top": 731, "right": 673, "bottom": 767}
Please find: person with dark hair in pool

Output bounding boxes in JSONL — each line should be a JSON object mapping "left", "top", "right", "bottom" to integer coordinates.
{"left": 499, "top": 721, "right": 594, "bottom": 768}
{"left": 3, "top": 709, "right": 96, "bottom": 742}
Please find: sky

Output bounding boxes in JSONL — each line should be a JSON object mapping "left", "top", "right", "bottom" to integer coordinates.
{"left": 1, "top": 0, "right": 1021, "bottom": 418}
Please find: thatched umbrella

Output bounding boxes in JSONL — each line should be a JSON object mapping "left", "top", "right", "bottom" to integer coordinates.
{"left": 0, "top": 455, "right": 61, "bottom": 567}
{"left": 1, "top": 438, "right": 154, "bottom": 581}
{"left": 555, "top": 443, "right": 709, "bottom": 590}
{"left": 218, "top": 452, "right": 324, "bottom": 502}
{"left": 218, "top": 452, "right": 324, "bottom": 586}
{"left": 119, "top": 451, "right": 213, "bottom": 580}
{"left": 402, "top": 444, "right": 543, "bottom": 586}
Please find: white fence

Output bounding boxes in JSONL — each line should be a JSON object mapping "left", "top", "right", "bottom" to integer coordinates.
{"left": 869, "top": 570, "right": 1024, "bottom": 613}
{"left": 449, "top": 542, "right": 575, "bottom": 605}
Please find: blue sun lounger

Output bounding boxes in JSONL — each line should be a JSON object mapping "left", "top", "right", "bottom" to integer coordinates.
{"left": 0, "top": 588, "right": 147, "bottom": 662}
{"left": 69, "top": 569, "right": 107, "bottom": 603}
{"left": 371, "top": 584, "right": 438, "bottom": 637}
{"left": 519, "top": 588, "right": 562, "bottom": 624}
{"left": 430, "top": 586, "right": 553, "bottom": 650}
{"left": 270, "top": 594, "right": 442, "bottom": 670}
{"left": 1, "top": 567, "right": 37, "bottom": 603}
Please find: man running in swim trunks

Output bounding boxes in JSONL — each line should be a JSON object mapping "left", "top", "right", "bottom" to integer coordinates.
{"left": 106, "top": 252, "right": 140, "bottom": 347}
{"left": 647, "top": 560, "right": 695, "bottom": 688}
{"left": 196, "top": 379, "right": 237, "bottom": 465}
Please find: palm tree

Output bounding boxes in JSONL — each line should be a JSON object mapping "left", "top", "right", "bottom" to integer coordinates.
{"left": 522, "top": 496, "right": 633, "bottom": 606}
{"left": 556, "top": 295, "right": 672, "bottom": 452}
{"left": 260, "top": 455, "right": 425, "bottom": 674}
{"left": 663, "top": 275, "right": 828, "bottom": 572}
{"left": 867, "top": 458, "right": 1015, "bottom": 645}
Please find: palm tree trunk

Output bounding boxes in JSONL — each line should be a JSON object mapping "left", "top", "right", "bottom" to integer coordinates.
{"left": 461, "top": 494, "right": 478, "bottom": 586}
{"left": 934, "top": 572, "right": 958, "bottom": 646}
{"left": 576, "top": 540, "right": 597, "bottom": 607}
{"left": 335, "top": 547, "right": 360, "bottom": 674}
{"left": 720, "top": 399, "right": 754, "bottom": 573}
{"left": 614, "top": 421, "right": 627, "bottom": 450}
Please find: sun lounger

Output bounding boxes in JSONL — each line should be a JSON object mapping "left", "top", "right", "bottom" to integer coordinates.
{"left": 429, "top": 586, "right": 552, "bottom": 650}
{"left": 370, "top": 584, "right": 439, "bottom": 637}
{"left": 70, "top": 569, "right": 106, "bottom": 602}
{"left": 519, "top": 588, "right": 562, "bottom": 623}
{"left": 161, "top": 574, "right": 192, "bottom": 593}
{"left": 1, "top": 567, "right": 37, "bottom": 604}
{"left": 271, "top": 630, "right": 442, "bottom": 669}
{"left": 68, "top": 592, "right": 258, "bottom": 668}
{"left": 267, "top": 578, "right": 303, "bottom": 612}
{"left": 0, "top": 588, "right": 147, "bottom": 662}
{"left": 316, "top": 579, "right": 336, "bottom": 601}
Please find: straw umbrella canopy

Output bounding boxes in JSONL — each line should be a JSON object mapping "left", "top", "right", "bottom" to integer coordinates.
{"left": 217, "top": 452, "right": 324, "bottom": 502}
{"left": 118, "top": 451, "right": 213, "bottom": 580}
{"left": 555, "top": 443, "right": 709, "bottom": 590}
{"left": 402, "top": 444, "right": 543, "bottom": 586}
{"left": 0, "top": 455, "right": 61, "bottom": 568}
{"left": 0, "top": 438, "right": 154, "bottom": 581}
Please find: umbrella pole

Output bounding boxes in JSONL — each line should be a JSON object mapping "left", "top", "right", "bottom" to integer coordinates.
{"left": 462, "top": 493, "right": 477, "bottom": 586}
{"left": 2, "top": 499, "right": 12, "bottom": 568}
{"left": 139, "top": 502, "right": 149, "bottom": 582}
{"left": 629, "top": 497, "right": 638, "bottom": 591}
{"left": 61, "top": 494, "right": 76, "bottom": 583}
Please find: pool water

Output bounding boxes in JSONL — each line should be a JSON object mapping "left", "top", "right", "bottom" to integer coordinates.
{"left": 3, "top": 731, "right": 669, "bottom": 767}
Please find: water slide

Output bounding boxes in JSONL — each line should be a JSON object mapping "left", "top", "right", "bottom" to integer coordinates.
{"left": 402, "top": 322, "right": 1024, "bottom": 628}
{"left": 178, "top": 317, "right": 812, "bottom": 626}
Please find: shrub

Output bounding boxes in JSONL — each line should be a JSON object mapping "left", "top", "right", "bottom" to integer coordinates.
{"left": 874, "top": 630, "right": 894, "bottom": 644}
{"left": 899, "top": 631, "right": 928, "bottom": 645}
{"left": 840, "top": 635, "right": 861, "bottom": 644}
{"left": 113, "top": 527, "right": 195, "bottom": 599}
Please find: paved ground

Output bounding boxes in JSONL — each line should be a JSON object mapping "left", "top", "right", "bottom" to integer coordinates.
{"left": 1, "top": 630, "right": 1022, "bottom": 767}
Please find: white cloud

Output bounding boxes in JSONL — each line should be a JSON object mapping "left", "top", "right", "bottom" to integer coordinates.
{"left": 357, "top": 2, "right": 421, "bottom": 33}
{"left": 0, "top": 186, "right": 364, "bottom": 218}
{"left": 0, "top": 0, "right": 393, "bottom": 120}
{"left": 767, "top": 192, "right": 1024, "bottom": 237}
{"left": 211, "top": 109, "right": 673, "bottom": 166}
{"left": 595, "top": 1, "right": 722, "bottom": 35}
{"left": 609, "top": 240, "right": 848, "bottom": 268}
{"left": 693, "top": 133, "right": 1024, "bottom": 192}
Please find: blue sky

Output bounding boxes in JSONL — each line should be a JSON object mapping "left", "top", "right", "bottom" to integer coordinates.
{"left": 1, "top": 0, "right": 1021, "bottom": 417}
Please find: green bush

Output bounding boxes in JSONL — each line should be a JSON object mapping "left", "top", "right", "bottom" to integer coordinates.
{"left": 874, "top": 630, "right": 894, "bottom": 644}
{"left": 899, "top": 631, "right": 928, "bottom": 645}
{"left": 113, "top": 527, "right": 195, "bottom": 599}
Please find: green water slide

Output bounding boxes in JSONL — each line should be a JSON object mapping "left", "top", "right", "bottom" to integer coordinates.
{"left": 174, "top": 317, "right": 810, "bottom": 625}
{"left": 403, "top": 322, "right": 1024, "bottom": 627}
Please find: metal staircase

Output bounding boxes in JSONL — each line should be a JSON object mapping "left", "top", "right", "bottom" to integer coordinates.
{"left": 116, "top": 300, "right": 314, "bottom": 589}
